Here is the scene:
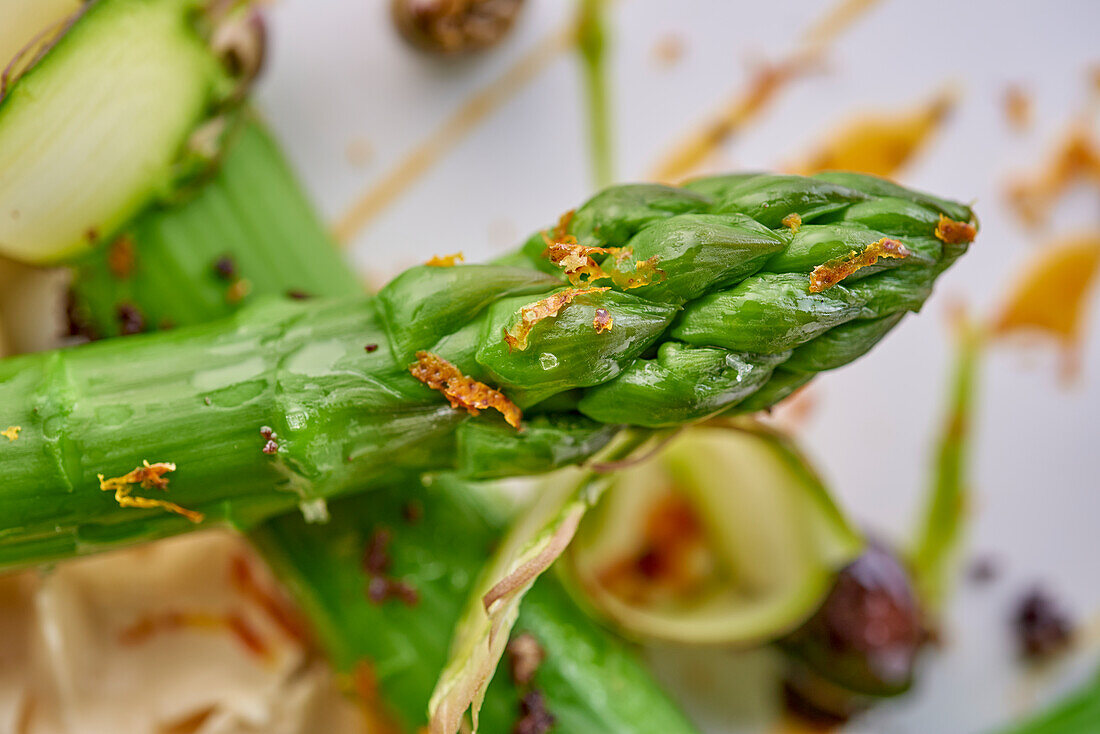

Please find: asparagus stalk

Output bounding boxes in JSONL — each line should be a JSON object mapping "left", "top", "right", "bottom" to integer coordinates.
{"left": 0, "top": 173, "right": 975, "bottom": 567}
{"left": 253, "top": 476, "right": 700, "bottom": 733}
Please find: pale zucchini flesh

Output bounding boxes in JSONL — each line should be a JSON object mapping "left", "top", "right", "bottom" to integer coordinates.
{"left": 0, "top": 0, "right": 229, "bottom": 263}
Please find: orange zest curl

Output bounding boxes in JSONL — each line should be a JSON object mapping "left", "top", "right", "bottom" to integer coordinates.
{"left": 541, "top": 236, "right": 665, "bottom": 290}
{"left": 426, "top": 252, "right": 465, "bottom": 267}
{"left": 502, "top": 287, "right": 609, "bottom": 351}
{"left": 809, "top": 237, "right": 911, "bottom": 293}
{"left": 410, "top": 352, "right": 522, "bottom": 429}
{"left": 97, "top": 460, "right": 204, "bottom": 523}
{"left": 934, "top": 214, "right": 977, "bottom": 245}
{"left": 541, "top": 210, "right": 665, "bottom": 289}
{"left": 610, "top": 254, "right": 666, "bottom": 290}
{"left": 593, "top": 308, "right": 613, "bottom": 334}
{"left": 1, "top": 426, "right": 19, "bottom": 441}
{"left": 541, "top": 235, "right": 614, "bottom": 285}
{"left": 781, "top": 212, "right": 802, "bottom": 232}
{"left": 540, "top": 212, "right": 614, "bottom": 286}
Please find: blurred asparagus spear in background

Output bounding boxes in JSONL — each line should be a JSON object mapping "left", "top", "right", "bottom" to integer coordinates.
{"left": 993, "top": 669, "right": 1100, "bottom": 734}
{"left": 577, "top": 0, "right": 613, "bottom": 187}
{"left": 911, "top": 315, "right": 982, "bottom": 610}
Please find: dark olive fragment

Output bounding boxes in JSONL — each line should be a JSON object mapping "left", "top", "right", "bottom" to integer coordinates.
{"left": 780, "top": 542, "right": 924, "bottom": 719}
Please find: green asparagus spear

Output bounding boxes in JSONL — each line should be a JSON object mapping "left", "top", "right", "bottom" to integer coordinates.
{"left": 254, "top": 476, "right": 700, "bottom": 733}
{"left": 0, "top": 173, "right": 975, "bottom": 567}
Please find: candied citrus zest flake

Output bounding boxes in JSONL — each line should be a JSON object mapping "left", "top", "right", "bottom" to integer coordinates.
{"left": 809, "top": 237, "right": 911, "bottom": 293}
{"left": 610, "top": 255, "right": 666, "bottom": 290}
{"left": 426, "top": 252, "right": 465, "bottom": 267}
{"left": 781, "top": 212, "right": 803, "bottom": 232}
{"left": 542, "top": 239, "right": 614, "bottom": 285}
{"left": 97, "top": 460, "right": 204, "bottom": 523}
{"left": 410, "top": 352, "right": 522, "bottom": 429}
{"left": 934, "top": 214, "right": 977, "bottom": 245}
{"left": 502, "top": 286, "right": 610, "bottom": 351}
{"left": 540, "top": 223, "right": 621, "bottom": 285}
{"left": 540, "top": 220, "right": 665, "bottom": 290}
{"left": 1, "top": 426, "right": 19, "bottom": 442}
{"left": 593, "top": 308, "right": 613, "bottom": 333}
{"left": 553, "top": 209, "right": 575, "bottom": 240}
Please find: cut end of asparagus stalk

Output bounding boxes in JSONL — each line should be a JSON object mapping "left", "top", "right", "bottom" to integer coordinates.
{"left": 0, "top": 0, "right": 250, "bottom": 264}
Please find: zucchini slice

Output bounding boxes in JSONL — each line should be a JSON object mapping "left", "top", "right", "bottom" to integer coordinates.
{"left": 564, "top": 422, "right": 862, "bottom": 645}
{"left": 0, "top": 0, "right": 232, "bottom": 263}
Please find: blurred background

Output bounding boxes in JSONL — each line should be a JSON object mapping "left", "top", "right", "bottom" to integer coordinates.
{"left": 1, "top": 0, "right": 1098, "bottom": 732}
